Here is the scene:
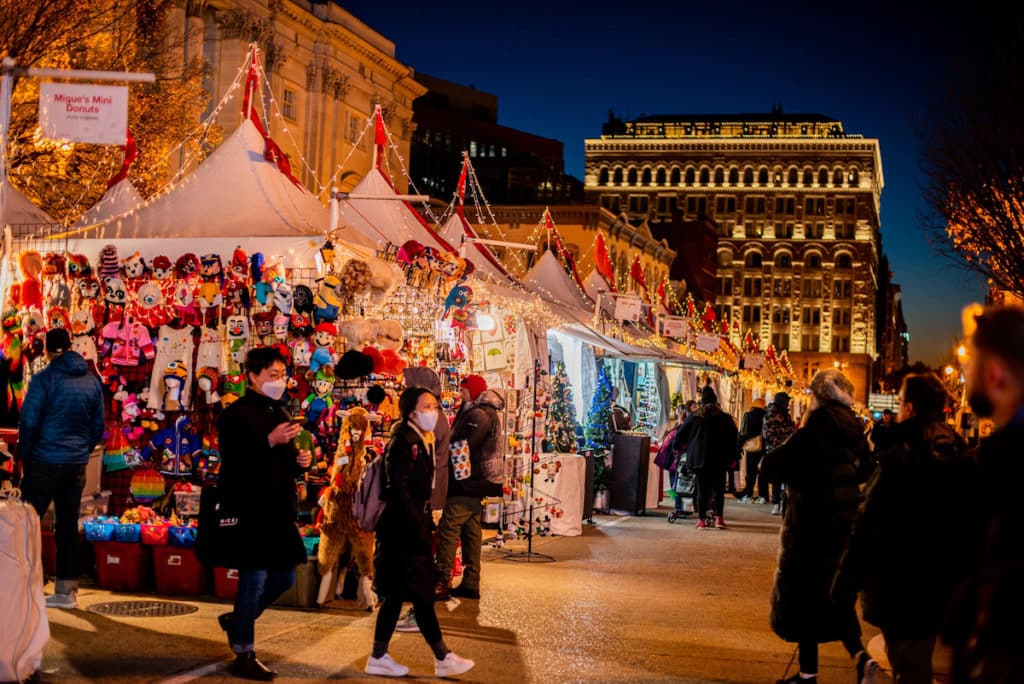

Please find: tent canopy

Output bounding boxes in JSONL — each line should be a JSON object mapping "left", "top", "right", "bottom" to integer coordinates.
{"left": 72, "top": 179, "right": 144, "bottom": 228}
{"left": 1, "top": 182, "right": 59, "bottom": 232}
{"left": 65, "top": 119, "right": 328, "bottom": 239}
{"left": 522, "top": 249, "right": 594, "bottom": 312}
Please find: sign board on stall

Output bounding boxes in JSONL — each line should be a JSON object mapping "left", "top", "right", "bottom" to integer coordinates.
{"left": 743, "top": 353, "right": 765, "bottom": 370}
{"left": 613, "top": 294, "right": 643, "bottom": 322}
{"left": 695, "top": 334, "right": 720, "bottom": 353}
{"left": 658, "top": 315, "right": 688, "bottom": 339}
{"left": 39, "top": 83, "right": 128, "bottom": 145}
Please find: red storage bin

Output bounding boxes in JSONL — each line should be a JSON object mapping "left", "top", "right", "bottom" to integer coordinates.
{"left": 153, "top": 546, "right": 206, "bottom": 595}
{"left": 213, "top": 567, "right": 239, "bottom": 600}
{"left": 94, "top": 541, "right": 151, "bottom": 591}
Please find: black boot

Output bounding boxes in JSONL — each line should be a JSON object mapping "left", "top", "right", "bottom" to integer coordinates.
{"left": 217, "top": 612, "right": 233, "bottom": 647}
{"left": 230, "top": 651, "right": 277, "bottom": 681}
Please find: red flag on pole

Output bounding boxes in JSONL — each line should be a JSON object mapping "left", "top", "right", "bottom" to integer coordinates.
{"left": 594, "top": 232, "right": 615, "bottom": 289}
{"left": 629, "top": 255, "right": 648, "bottom": 301}
{"left": 545, "top": 210, "right": 588, "bottom": 293}
{"left": 106, "top": 128, "right": 138, "bottom": 189}
{"left": 241, "top": 46, "right": 301, "bottom": 187}
{"left": 373, "top": 105, "right": 387, "bottom": 170}
{"left": 456, "top": 152, "right": 469, "bottom": 214}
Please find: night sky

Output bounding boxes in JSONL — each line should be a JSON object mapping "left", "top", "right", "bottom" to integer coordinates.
{"left": 342, "top": 1, "right": 987, "bottom": 365}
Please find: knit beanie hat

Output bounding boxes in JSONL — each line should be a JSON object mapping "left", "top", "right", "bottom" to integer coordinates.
{"left": 460, "top": 374, "right": 488, "bottom": 401}
{"left": 45, "top": 328, "right": 71, "bottom": 354}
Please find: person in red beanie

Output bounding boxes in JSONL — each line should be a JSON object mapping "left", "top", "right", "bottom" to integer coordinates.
{"left": 459, "top": 375, "right": 487, "bottom": 405}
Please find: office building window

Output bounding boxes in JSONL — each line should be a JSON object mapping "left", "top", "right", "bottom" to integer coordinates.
{"left": 628, "top": 195, "right": 648, "bottom": 214}
{"left": 742, "top": 305, "right": 761, "bottom": 324}
{"left": 716, "top": 196, "right": 736, "bottom": 214}
{"left": 599, "top": 168, "right": 609, "bottom": 185}
{"left": 833, "top": 307, "right": 852, "bottom": 326}
{"left": 804, "top": 278, "right": 823, "bottom": 298}
{"left": 600, "top": 195, "right": 620, "bottom": 213}
{"left": 775, "top": 197, "right": 796, "bottom": 215}
{"left": 833, "top": 279, "right": 853, "bottom": 299}
{"left": 745, "top": 197, "right": 766, "bottom": 214}
{"left": 743, "top": 276, "right": 762, "bottom": 297}
{"left": 833, "top": 334, "right": 850, "bottom": 353}
{"left": 686, "top": 196, "right": 707, "bottom": 215}
{"left": 745, "top": 221, "right": 764, "bottom": 238}
{"left": 773, "top": 277, "right": 792, "bottom": 297}
{"left": 744, "top": 252, "right": 763, "bottom": 268}
{"left": 802, "top": 333, "right": 821, "bottom": 351}
{"left": 806, "top": 223, "right": 825, "bottom": 239}
{"left": 835, "top": 253, "right": 853, "bottom": 269}
{"left": 613, "top": 168, "right": 623, "bottom": 185}
{"left": 774, "top": 253, "right": 792, "bottom": 269}
{"left": 776, "top": 221, "right": 794, "bottom": 238}
{"left": 835, "top": 222, "right": 856, "bottom": 239}
{"left": 818, "top": 169, "right": 829, "bottom": 185}
{"left": 805, "top": 253, "right": 822, "bottom": 269}
{"left": 758, "top": 168, "right": 768, "bottom": 185}
{"left": 802, "top": 306, "right": 821, "bottom": 325}
{"left": 848, "top": 169, "right": 859, "bottom": 186}
{"left": 657, "top": 195, "right": 676, "bottom": 214}
{"left": 772, "top": 305, "right": 791, "bottom": 324}
{"left": 805, "top": 197, "right": 826, "bottom": 215}
{"left": 718, "top": 276, "right": 733, "bottom": 296}
{"left": 803, "top": 168, "right": 813, "bottom": 185}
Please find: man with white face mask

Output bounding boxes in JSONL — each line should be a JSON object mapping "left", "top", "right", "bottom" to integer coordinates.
{"left": 946, "top": 305, "right": 1024, "bottom": 683}
{"left": 212, "top": 347, "right": 312, "bottom": 680}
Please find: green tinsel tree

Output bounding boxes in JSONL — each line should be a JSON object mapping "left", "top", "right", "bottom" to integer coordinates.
{"left": 583, "top": 362, "right": 613, "bottom": 490}
{"left": 545, "top": 362, "right": 578, "bottom": 453}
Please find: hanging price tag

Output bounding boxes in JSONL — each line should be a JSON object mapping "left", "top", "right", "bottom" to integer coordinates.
{"left": 613, "top": 294, "right": 643, "bottom": 322}
{"left": 658, "top": 316, "right": 688, "bottom": 338}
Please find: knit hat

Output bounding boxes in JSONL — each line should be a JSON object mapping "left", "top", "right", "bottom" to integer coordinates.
{"left": 773, "top": 392, "right": 791, "bottom": 408}
{"left": 460, "top": 374, "right": 488, "bottom": 401}
{"left": 45, "top": 328, "right": 71, "bottom": 354}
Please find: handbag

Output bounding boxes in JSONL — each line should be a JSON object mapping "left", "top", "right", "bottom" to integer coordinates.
{"left": 195, "top": 487, "right": 242, "bottom": 567}
{"left": 449, "top": 439, "right": 471, "bottom": 481}
{"left": 742, "top": 434, "right": 763, "bottom": 453}
{"left": 674, "top": 468, "right": 697, "bottom": 498}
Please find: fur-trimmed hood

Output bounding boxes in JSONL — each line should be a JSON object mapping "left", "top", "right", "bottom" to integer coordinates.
{"left": 809, "top": 369, "right": 856, "bottom": 408}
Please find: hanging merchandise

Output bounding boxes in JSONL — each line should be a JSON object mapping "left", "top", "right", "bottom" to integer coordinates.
{"left": 634, "top": 364, "right": 661, "bottom": 436}
{"left": 544, "top": 362, "right": 577, "bottom": 453}
{"left": 129, "top": 469, "right": 166, "bottom": 505}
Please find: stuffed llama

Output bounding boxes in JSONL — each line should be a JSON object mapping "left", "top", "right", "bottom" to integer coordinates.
{"left": 316, "top": 407, "right": 376, "bottom": 610}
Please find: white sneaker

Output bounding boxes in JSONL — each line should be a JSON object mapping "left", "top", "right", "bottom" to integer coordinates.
{"left": 394, "top": 610, "right": 419, "bottom": 633}
{"left": 434, "top": 652, "right": 474, "bottom": 678}
{"left": 753, "top": 497, "right": 768, "bottom": 504}
{"left": 365, "top": 653, "right": 409, "bottom": 677}
{"left": 45, "top": 591, "right": 77, "bottom": 609}
{"left": 770, "top": 504, "right": 781, "bottom": 516}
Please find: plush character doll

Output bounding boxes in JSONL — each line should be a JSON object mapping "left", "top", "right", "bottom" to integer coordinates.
{"left": 310, "top": 322, "right": 337, "bottom": 373}
{"left": 316, "top": 406, "right": 376, "bottom": 609}
{"left": 225, "top": 314, "right": 250, "bottom": 367}
{"left": 312, "top": 275, "right": 342, "bottom": 323}
{"left": 0, "top": 310, "right": 26, "bottom": 411}
{"left": 220, "top": 372, "right": 245, "bottom": 408}
{"left": 151, "top": 256, "right": 173, "bottom": 281}
{"left": 43, "top": 253, "right": 70, "bottom": 310}
{"left": 98, "top": 244, "right": 120, "bottom": 280}
{"left": 290, "top": 337, "right": 312, "bottom": 370}
{"left": 17, "top": 250, "right": 44, "bottom": 312}
{"left": 290, "top": 312, "right": 313, "bottom": 339}
{"left": 66, "top": 254, "right": 92, "bottom": 280}
{"left": 443, "top": 283, "right": 472, "bottom": 318}
{"left": 102, "top": 276, "right": 128, "bottom": 325}
{"left": 19, "top": 310, "right": 46, "bottom": 371}
{"left": 302, "top": 366, "right": 335, "bottom": 426}
{"left": 292, "top": 284, "right": 314, "bottom": 315}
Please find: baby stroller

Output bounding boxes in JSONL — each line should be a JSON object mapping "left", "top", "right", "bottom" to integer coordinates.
{"left": 667, "top": 462, "right": 697, "bottom": 524}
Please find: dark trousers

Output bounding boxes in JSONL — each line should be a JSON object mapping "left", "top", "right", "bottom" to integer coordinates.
{"left": 884, "top": 633, "right": 935, "bottom": 684}
{"left": 741, "top": 450, "right": 768, "bottom": 499}
{"left": 695, "top": 469, "right": 725, "bottom": 519}
{"left": 375, "top": 596, "right": 443, "bottom": 646}
{"left": 22, "top": 461, "right": 87, "bottom": 591}
{"left": 230, "top": 568, "right": 296, "bottom": 653}
{"left": 435, "top": 496, "right": 483, "bottom": 592}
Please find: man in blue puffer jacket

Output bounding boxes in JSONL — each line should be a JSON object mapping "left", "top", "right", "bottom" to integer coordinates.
{"left": 19, "top": 328, "right": 104, "bottom": 609}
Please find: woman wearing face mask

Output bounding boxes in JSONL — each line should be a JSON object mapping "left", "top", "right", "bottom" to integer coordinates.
{"left": 207, "top": 347, "right": 313, "bottom": 681}
{"left": 365, "top": 387, "right": 475, "bottom": 679}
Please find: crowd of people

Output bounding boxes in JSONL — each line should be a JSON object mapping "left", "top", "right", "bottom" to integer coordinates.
{"left": 657, "top": 303, "right": 1024, "bottom": 684}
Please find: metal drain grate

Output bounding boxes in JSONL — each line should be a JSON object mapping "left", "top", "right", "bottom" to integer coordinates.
{"left": 87, "top": 600, "right": 199, "bottom": 618}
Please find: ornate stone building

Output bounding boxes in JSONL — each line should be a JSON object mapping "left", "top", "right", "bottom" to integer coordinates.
{"left": 164, "top": 0, "right": 425, "bottom": 196}
{"left": 584, "top": 112, "right": 886, "bottom": 402}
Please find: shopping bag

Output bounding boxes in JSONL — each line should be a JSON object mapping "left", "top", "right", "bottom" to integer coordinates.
{"left": 0, "top": 489, "right": 49, "bottom": 681}
{"left": 449, "top": 440, "right": 471, "bottom": 481}
{"left": 674, "top": 469, "right": 697, "bottom": 498}
{"left": 195, "top": 487, "right": 242, "bottom": 567}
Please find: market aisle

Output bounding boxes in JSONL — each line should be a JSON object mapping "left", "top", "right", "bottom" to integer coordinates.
{"left": 35, "top": 500, "right": 882, "bottom": 683}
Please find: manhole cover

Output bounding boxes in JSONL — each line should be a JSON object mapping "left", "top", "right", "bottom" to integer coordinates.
{"left": 87, "top": 600, "right": 198, "bottom": 618}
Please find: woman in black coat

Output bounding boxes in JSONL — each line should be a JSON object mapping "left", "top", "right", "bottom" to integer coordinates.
{"left": 760, "top": 369, "right": 878, "bottom": 684}
{"left": 366, "top": 386, "right": 475, "bottom": 679}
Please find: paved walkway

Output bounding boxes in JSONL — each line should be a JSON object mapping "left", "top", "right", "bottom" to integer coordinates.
{"left": 34, "top": 499, "right": 889, "bottom": 683}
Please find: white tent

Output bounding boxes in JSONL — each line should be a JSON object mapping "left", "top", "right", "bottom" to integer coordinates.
{"left": 72, "top": 179, "right": 144, "bottom": 228}
{"left": 522, "top": 249, "right": 594, "bottom": 312}
{"left": 1, "top": 182, "right": 59, "bottom": 231}
{"left": 66, "top": 119, "right": 328, "bottom": 239}
{"left": 438, "top": 212, "right": 521, "bottom": 285}
{"left": 336, "top": 168, "right": 451, "bottom": 252}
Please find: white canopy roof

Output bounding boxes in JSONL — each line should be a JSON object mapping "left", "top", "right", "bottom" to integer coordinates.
{"left": 72, "top": 179, "right": 144, "bottom": 228}
{"left": 438, "top": 212, "right": 522, "bottom": 286}
{"left": 67, "top": 119, "right": 328, "bottom": 239}
{"left": 336, "top": 168, "right": 451, "bottom": 252}
{"left": 522, "top": 249, "right": 594, "bottom": 312}
{"left": 1, "top": 182, "right": 59, "bottom": 231}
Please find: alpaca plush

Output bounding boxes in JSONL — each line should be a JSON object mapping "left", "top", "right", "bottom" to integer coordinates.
{"left": 316, "top": 407, "right": 376, "bottom": 610}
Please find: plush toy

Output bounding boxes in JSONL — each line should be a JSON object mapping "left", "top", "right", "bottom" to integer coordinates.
{"left": 312, "top": 275, "right": 342, "bottom": 323}
{"left": 361, "top": 346, "right": 385, "bottom": 375}
{"left": 395, "top": 240, "right": 424, "bottom": 267}
{"left": 133, "top": 282, "right": 170, "bottom": 329}
{"left": 375, "top": 319, "right": 404, "bottom": 351}
{"left": 19, "top": 310, "right": 45, "bottom": 368}
{"left": 121, "top": 251, "right": 147, "bottom": 281}
{"left": 66, "top": 254, "right": 92, "bottom": 279}
{"left": 43, "top": 253, "right": 70, "bottom": 310}
{"left": 310, "top": 322, "right": 337, "bottom": 373}
{"left": 1, "top": 310, "right": 26, "bottom": 410}
{"left": 443, "top": 284, "right": 472, "bottom": 318}
{"left": 272, "top": 281, "right": 293, "bottom": 316}
{"left": 175, "top": 253, "right": 200, "bottom": 283}
{"left": 229, "top": 247, "right": 249, "bottom": 285}
{"left": 102, "top": 276, "right": 128, "bottom": 324}
{"left": 316, "top": 406, "right": 376, "bottom": 609}
{"left": 293, "top": 284, "right": 314, "bottom": 314}
{"left": 98, "top": 245, "right": 120, "bottom": 280}
{"left": 290, "top": 338, "right": 313, "bottom": 369}
{"left": 334, "top": 349, "right": 374, "bottom": 380}
{"left": 46, "top": 306, "right": 70, "bottom": 332}
{"left": 338, "top": 259, "right": 372, "bottom": 302}
{"left": 222, "top": 280, "right": 251, "bottom": 319}
{"left": 199, "top": 254, "right": 224, "bottom": 287}
{"left": 151, "top": 256, "right": 173, "bottom": 281}
{"left": 17, "top": 251, "right": 44, "bottom": 312}
{"left": 225, "top": 314, "right": 250, "bottom": 366}
{"left": 302, "top": 367, "right": 335, "bottom": 426}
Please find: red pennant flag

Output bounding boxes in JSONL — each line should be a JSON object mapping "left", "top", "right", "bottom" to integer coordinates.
{"left": 594, "top": 232, "right": 615, "bottom": 289}
{"left": 656, "top": 280, "right": 667, "bottom": 310}
{"left": 546, "top": 211, "right": 588, "bottom": 293}
{"left": 629, "top": 255, "right": 648, "bottom": 301}
{"left": 241, "top": 47, "right": 301, "bottom": 187}
{"left": 106, "top": 128, "right": 138, "bottom": 189}
{"left": 456, "top": 153, "right": 468, "bottom": 205}
{"left": 687, "top": 293, "right": 697, "bottom": 320}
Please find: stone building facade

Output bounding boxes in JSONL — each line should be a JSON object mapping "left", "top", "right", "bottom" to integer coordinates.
{"left": 584, "top": 112, "right": 886, "bottom": 402}
{"left": 164, "top": 0, "right": 425, "bottom": 196}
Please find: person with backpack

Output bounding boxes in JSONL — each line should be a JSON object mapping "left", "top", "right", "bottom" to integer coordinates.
{"left": 365, "top": 386, "right": 475, "bottom": 679}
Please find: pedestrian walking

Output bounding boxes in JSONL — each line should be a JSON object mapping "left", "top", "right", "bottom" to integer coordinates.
{"left": 365, "top": 386, "right": 474, "bottom": 679}
{"left": 656, "top": 401, "right": 695, "bottom": 520}
{"left": 944, "top": 305, "right": 1024, "bottom": 683}
{"left": 736, "top": 398, "right": 767, "bottom": 503}
{"left": 19, "top": 328, "right": 104, "bottom": 610}
{"left": 211, "top": 347, "right": 313, "bottom": 681}
{"left": 760, "top": 369, "right": 878, "bottom": 684}
{"left": 434, "top": 381, "right": 505, "bottom": 600}
{"left": 832, "top": 372, "right": 979, "bottom": 684}
{"left": 762, "top": 392, "right": 796, "bottom": 516}
{"left": 672, "top": 385, "right": 738, "bottom": 529}
{"left": 869, "top": 409, "right": 897, "bottom": 453}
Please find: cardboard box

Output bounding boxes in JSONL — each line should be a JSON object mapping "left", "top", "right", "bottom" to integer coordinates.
{"left": 94, "top": 541, "right": 151, "bottom": 591}
{"left": 153, "top": 546, "right": 207, "bottom": 595}
{"left": 273, "top": 556, "right": 318, "bottom": 608}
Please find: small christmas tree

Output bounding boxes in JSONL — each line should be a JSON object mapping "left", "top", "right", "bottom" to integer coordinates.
{"left": 545, "top": 362, "right": 577, "bottom": 453}
{"left": 634, "top": 369, "right": 659, "bottom": 435}
{"left": 583, "top": 362, "right": 613, "bottom": 490}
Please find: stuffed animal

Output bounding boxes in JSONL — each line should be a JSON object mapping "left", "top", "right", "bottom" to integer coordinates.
{"left": 17, "top": 251, "right": 44, "bottom": 312}
{"left": 443, "top": 284, "right": 472, "bottom": 318}
{"left": 66, "top": 254, "right": 92, "bottom": 280}
{"left": 316, "top": 406, "right": 376, "bottom": 609}
{"left": 302, "top": 367, "right": 335, "bottom": 426}
{"left": 98, "top": 245, "right": 120, "bottom": 280}
{"left": 43, "top": 253, "right": 70, "bottom": 310}
{"left": 312, "top": 275, "right": 342, "bottom": 323}
{"left": 225, "top": 314, "right": 250, "bottom": 366}
{"left": 290, "top": 338, "right": 312, "bottom": 369}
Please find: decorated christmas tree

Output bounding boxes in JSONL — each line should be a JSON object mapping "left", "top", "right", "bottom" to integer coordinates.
{"left": 545, "top": 362, "right": 577, "bottom": 453}
{"left": 583, "top": 362, "right": 613, "bottom": 490}
{"left": 634, "top": 369, "right": 659, "bottom": 435}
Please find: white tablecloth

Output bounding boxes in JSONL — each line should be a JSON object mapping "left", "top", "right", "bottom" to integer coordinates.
{"left": 504, "top": 453, "right": 585, "bottom": 537}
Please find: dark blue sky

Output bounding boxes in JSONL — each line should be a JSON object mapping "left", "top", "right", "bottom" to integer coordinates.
{"left": 343, "top": 1, "right": 986, "bottom": 365}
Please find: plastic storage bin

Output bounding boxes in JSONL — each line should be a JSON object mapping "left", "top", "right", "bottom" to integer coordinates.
{"left": 94, "top": 541, "right": 151, "bottom": 590}
{"left": 112, "top": 523, "right": 141, "bottom": 543}
{"left": 83, "top": 517, "right": 117, "bottom": 542}
{"left": 213, "top": 567, "right": 239, "bottom": 600}
{"left": 168, "top": 526, "right": 197, "bottom": 548}
{"left": 152, "top": 546, "right": 207, "bottom": 595}
{"left": 302, "top": 536, "right": 319, "bottom": 556}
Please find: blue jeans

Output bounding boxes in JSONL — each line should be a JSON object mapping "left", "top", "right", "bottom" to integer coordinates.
{"left": 22, "top": 461, "right": 87, "bottom": 591}
{"left": 230, "top": 568, "right": 296, "bottom": 653}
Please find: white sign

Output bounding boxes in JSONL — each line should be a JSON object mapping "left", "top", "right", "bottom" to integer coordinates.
{"left": 659, "top": 315, "right": 688, "bottom": 338}
{"left": 39, "top": 83, "right": 128, "bottom": 145}
{"left": 613, "top": 295, "right": 643, "bottom": 322}
{"left": 695, "top": 334, "right": 720, "bottom": 353}
{"left": 743, "top": 353, "right": 765, "bottom": 370}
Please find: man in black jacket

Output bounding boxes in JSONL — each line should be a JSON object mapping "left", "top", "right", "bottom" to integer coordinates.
{"left": 945, "top": 305, "right": 1024, "bottom": 683}
{"left": 672, "top": 385, "right": 738, "bottom": 529}
{"left": 833, "top": 372, "right": 979, "bottom": 683}
{"left": 736, "top": 398, "right": 767, "bottom": 503}
{"left": 434, "top": 383, "right": 505, "bottom": 600}
{"left": 212, "top": 347, "right": 312, "bottom": 681}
